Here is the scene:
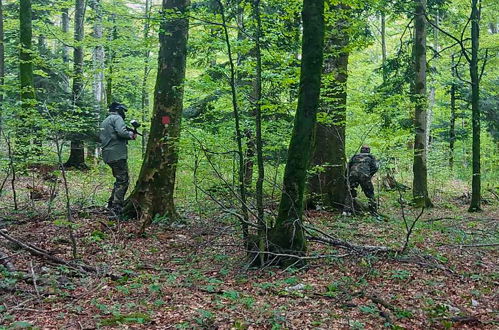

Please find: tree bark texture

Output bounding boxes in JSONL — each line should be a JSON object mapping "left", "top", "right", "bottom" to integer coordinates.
{"left": 65, "top": 0, "right": 86, "bottom": 168}
{"left": 308, "top": 4, "right": 349, "bottom": 210}
{"left": 468, "top": 0, "right": 481, "bottom": 212}
{"left": 270, "top": 0, "right": 325, "bottom": 256}
{"left": 412, "top": 0, "right": 433, "bottom": 207}
{"left": 125, "top": 0, "right": 190, "bottom": 227}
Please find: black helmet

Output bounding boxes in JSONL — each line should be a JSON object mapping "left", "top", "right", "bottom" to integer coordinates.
{"left": 109, "top": 102, "right": 127, "bottom": 119}
{"left": 360, "top": 145, "right": 370, "bottom": 153}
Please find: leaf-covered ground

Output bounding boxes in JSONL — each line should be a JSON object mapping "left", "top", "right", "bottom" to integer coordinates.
{"left": 0, "top": 177, "right": 498, "bottom": 329}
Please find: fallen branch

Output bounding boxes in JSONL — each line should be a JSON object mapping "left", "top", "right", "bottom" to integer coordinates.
{"left": 452, "top": 243, "right": 499, "bottom": 248}
{"left": 306, "top": 235, "right": 395, "bottom": 253}
{"left": 436, "top": 316, "right": 481, "bottom": 325}
{"left": 0, "top": 230, "right": 118, "bottom": 280}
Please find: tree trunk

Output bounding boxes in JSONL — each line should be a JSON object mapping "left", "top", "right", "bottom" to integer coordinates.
{"left": 251, "top": 0, "right": 265, "bottom": 266}
{"left": 270, "top": 0, "right": 325, "bottom": 258}
{"left": 217, "top": 0, "right": 249, "bottom": 242}
{"left": 106, "top": 15, "right": 117, "bottom": 103}
{"left": 0, "top": 0, "right": 4, "bottom": 132}
{"left": 61, "top": 8, "right": 70, "bottom": 94}
{"left": 308, "top": 4, "right": 349, "bottom": 210}
{"left": 65, "top": 0, "right": 87, "bottom": 168}
{"left": 19, "top": 0, "right": 36, "bottom": 146}
{"left": 125, "top": 0, "right": 190, "bottom": 230}
{"left": 88, "top": 0, "right": 105, "bottom": 161}
{"left": 141, "top": 0, "right": 152, "bottom": 158}
{"left": 468, "top": 0, "right": 481, "bottom": 212}
{"left": 381, "top": 11, "right": 387, "bottom": 82}
{"left": 449, "top": 55, "right": 456, "bottom": 170}
{"left": 412, "top": 0, "right": 433, "bottom": 207}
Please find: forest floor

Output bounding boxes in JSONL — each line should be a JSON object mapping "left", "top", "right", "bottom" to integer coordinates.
{"left": 0, "top": 174, "right": 498, "bottom": 329}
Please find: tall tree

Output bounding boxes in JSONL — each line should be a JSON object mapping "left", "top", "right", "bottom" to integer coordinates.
{"left": 412, "top": 0, "right": 433, "bottom": 207}
{"left": 141, "top": 0, "right": 152, "bottom": 156}
{"left": 125, "top": 0, "right": 190, "bottom": 231}
{"left": 269, "top": 0, "right": 325, "bottom": 257}
{"left": 468, "top": 0, "right": 481, "bottom": 212}
{"left": 0, "top": 0, "right": 4, "bottom": 131}
{"left": 65, "top": 0, "right": 87, "bottom": 168}
{"left": 449, "top": 54, "right": 457, "bottom": 170}
{"left": 88, "top": 0, "right": 105, "bottom": 161}
{"left": 19, "top": 0, "right": 36, "bottom": 145}
{"left": 308, "top": 4, "right": 350, "bottom": 210}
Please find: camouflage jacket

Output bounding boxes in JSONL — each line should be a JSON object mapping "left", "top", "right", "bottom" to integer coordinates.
{"left": 100, "top": 112, "right": 134, "bottom": 163}
{"left": 348, "top": 153, "right": 378, "bottom": 177}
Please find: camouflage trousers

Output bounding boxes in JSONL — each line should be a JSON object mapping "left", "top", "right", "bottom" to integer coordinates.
{"left": 107, "top": 159, "right": 129, "bottom": 210}
{"left": 345, "top": 172, "right": 376, "bottom": 213}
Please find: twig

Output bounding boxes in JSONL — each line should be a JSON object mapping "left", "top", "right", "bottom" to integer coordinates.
{"left": 29, "top": 260, "right": 41, "bottom": 299}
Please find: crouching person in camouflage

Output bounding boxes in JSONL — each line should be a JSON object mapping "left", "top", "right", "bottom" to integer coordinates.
{"left": 100, "top": 102, "right": 137, "bottom": 215}
{"left": 344, "top": 145, "right": 379, "bottom": 215}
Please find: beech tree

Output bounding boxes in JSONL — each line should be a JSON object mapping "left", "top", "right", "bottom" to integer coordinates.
{"left": 412, "top": 0, "right": 433, "bottom": 207}
{"left": 125, "top": 0, "right": 190, "bottom": 231}
{"left": 308, "top": 4, "right": 350, "bottom": 210}
{"left": 269, "top": 0, "right": 325, "bottom": 256}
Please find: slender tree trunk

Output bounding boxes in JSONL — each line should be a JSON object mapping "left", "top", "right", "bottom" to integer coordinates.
{"left": 449, "top": 55, "right": 456, "bottom": 170}
{"left": 0, "top": 0, "right": 4, "bottom": 132}
{"left": 125, "top": 0, "right": 190, "bottom": 231}
{"left": 217, "top": 0, "right": 249, "bottom": 242}
{"left": 19, "top": 0, "right": 36, "bottom": 146}
{"left": 88, "top": 0, "right": 105, "bottom": 161}
{"left": 468, "top": 0, "right": 481, "bottom": 212}
{"left": 106, "top": 15, "right": 117, "bottom": 103}
{"left": 141, "top": 0, "right": 152, "bottom": 157}
{"left": 412, "top": 0, "right": 433, "bottom": 207}
{"left": 65, "top": 0, "right": 87, "bottom": 168}
{"left": 381, "top": 11, "right": 387, "bottom": 82}
{"left": 308, "top": 4, "right": 349, "bottom": 210}
{"left": 252, "top": 0, "right": 265, "bottom": 265}
{"left": 270, "top": 0, "right": 325, "bottom": 258}
{"left": 61, "top": 8, "right": 70, "bottom": 93}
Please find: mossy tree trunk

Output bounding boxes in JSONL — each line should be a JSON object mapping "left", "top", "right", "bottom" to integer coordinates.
{"left": 308, "top": 4, "right": 349, "bottom": 210}
{"left": 65, "top": 0, "right": 87, "bottom": 168}
{"left": 269, "top": 0, "right": 325, "bottom": 257}
{"left": 468, "top": 0, "right": 481, "bottom": 212}
{"left": 125, "top": 0, "right": 190, "bottom": 231}
{"left": 412, "top": 0, "right": 433, "bottom": 208}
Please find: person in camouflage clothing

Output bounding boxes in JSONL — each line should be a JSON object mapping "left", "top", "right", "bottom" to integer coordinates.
{"left": 100, "top": 102, "right": 137, "bottom": 215}
{"left": 344, "top": 145, "right": 379, "bottom": 215}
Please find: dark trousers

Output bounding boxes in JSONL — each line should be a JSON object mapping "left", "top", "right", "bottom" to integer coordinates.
{"left": 107, "top": 159, "right": 129, "bottom": 208}
{"left": 345, "top": 172, "right": 376, "bottom": 213}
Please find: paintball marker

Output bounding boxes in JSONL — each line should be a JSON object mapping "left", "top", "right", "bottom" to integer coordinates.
{"left": 127, "top": 120, "right": 143, "bottom": 136}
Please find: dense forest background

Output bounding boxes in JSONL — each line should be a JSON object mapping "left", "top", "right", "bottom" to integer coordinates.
{"left": 0, "top": 0, "right": 497, "bottom": 328}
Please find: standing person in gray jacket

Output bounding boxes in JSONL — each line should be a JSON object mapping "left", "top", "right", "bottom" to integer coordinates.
{"left": 100, "top": 102, "right": 137, "bottom": 215}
